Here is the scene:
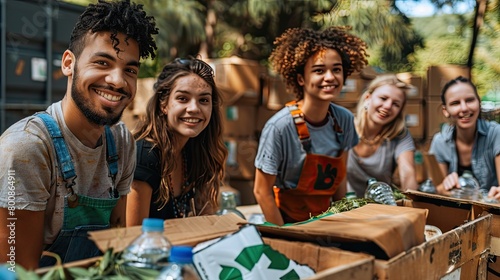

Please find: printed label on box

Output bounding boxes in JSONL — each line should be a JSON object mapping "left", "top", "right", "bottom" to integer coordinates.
{"left": 405, "top": 114, "right": 419, "bottom": 127}
{"left": 193, "top": 225, "right": 314, "bottom": 280}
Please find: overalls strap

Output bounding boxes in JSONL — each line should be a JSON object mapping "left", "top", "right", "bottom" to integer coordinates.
{"left": 35, "top": 112, "right": 77, "bottom": 183}
{"left": 286, "top": 101, "right": 312, "bottom": 152}
{"left": 35, "top": 112, "right": 118, "bottom": 195}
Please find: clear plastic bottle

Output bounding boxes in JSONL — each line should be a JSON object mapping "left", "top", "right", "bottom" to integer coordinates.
{"left": 364, "top": 178, "right": 397, "bottom": 206}
{"left": 451, "top": 170, "right": 480, "bottom": 200}
{"left": 122, "top": 218, "right": 172, "bottom": 270}
{"left": 157, "top": 246, "right": 200, "bottom": 280}
{"left": 216, "top": 191, "right": 246, "bottom": 219}
{"left": 419, "top": 178, "right": 437, "bottom": 194}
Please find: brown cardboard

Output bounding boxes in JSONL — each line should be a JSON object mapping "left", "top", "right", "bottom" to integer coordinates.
{"left": 406, "top": 189, "right": 500, "bottom": 259}
{"left": 405, "top": 100, "right": 424, "bottom": 139}
{"left": 423, "top": 152, "right": 445, "bottom": 185}
{"left": 426, "top": 95, "right": 448, "bottom": 140}
{"left": 388, "top": 191, "right": 492, "bottom": 279}
{"left": 396, "top": 72, "right": 424, "bottom": 100}
{"left": 334, "top": 101, "right": 358, "bottom": 114}
{"left": 222, "top": 105, "right": 257, "bottom": 138}
{"left": 207, "top": 57, "right": 267, "bottom": 106}
{"left": 256, "top": 106, "right": 278, "bottom": 135}
{"left": 224, "top": 138, "right": 257, "bottom": 180}
{"left": 121, "top": 77, "right": 156, "bottom": 132}
{"left": 264, "top": 238, "right": 374, "bottom": 280}
{"left": 257, "top": 203, "right": 427, "bottom": 260}
{"left": 427, "top": 64, "right": 471, "bottom": 97}
{"left": 263, "top": 74, "right": 295, "bottom": 110}
{"left": 333, "top": 74, "right": 365, "bottom": 102}
{"left": 89, "top": 214, "right": 246, "bottom": 253}
{"left": 228, "top": 179, "right": 257, "bottom": 205}
{"left": 86, "top": 214, "right": 374, "bottom": 280}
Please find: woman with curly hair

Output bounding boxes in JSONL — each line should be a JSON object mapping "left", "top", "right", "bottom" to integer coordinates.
{"left": 347, "top": 74, "right": 418, "bottom": 198}
{"left": 126, "top": 57, "right": 227, "bottom": 224}
{"left": 253, "top": 26, "right": 369, "bottom": 225}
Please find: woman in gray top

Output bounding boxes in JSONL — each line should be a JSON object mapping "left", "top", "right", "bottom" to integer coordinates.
{"left": 429, "top": 76, "right": 500, "bottom": 198}
{"left": 347, "top": 74, "right": 418, "bottom": 197}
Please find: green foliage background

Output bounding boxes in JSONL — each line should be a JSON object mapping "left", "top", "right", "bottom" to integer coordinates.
{"left": 61, "top": 0, "right": 500, "bottom": 96}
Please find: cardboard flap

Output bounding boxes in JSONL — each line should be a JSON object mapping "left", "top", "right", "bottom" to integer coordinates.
{"left": 89, "top": 214, "right": 245, "bottom": 253}
{"left": 405, "top": 189, "right": 500, "bottom": 209}
{"left": 257, "top": 204, "right": 427, "bottom": 259}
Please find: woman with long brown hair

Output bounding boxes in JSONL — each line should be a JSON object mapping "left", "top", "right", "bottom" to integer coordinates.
{"left": 126, "top": 57, "right": 227, "bottom": 224}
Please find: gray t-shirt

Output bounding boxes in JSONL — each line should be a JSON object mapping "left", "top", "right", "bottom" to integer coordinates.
{"left": 0, "top": 101, "right": 135, "bottom": 244}
{"left": 254, "top": 102, "right": 358, "bottom": 189}
{"left": 429, "top": 119, "right": 500, "bottom": 191}
{"left": 347, "top": 131, "right": 415, "bottom": 197}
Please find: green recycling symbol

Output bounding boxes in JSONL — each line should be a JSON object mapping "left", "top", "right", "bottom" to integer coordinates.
{"left": 218, "top": 244, "right": 301, "bottom": 280}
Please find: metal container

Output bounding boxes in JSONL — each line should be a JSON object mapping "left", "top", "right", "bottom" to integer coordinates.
{"left": 1, "top": 0, "right": 84, "bottom": 133}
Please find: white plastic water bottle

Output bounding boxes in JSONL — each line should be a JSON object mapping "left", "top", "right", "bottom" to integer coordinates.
{"left": 364, "top": 178, "right": 397, "bottom": 206}
{"left": 157, "top": 246, "right": 200, "bottom": 280}
{"left": 122, "top": 218, "right": 172, "bottom": 270}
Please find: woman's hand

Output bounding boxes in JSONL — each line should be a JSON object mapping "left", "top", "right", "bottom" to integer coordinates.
{"left": 488, "top": 186, "right": 500, "bottom": 200}
{"left": 441, "top": 172, "right": 460, "bottom": 191}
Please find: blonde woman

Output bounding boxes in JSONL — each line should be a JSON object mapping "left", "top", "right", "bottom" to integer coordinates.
{"left": 347, "top": 74, "right": 418, "bottom": 197}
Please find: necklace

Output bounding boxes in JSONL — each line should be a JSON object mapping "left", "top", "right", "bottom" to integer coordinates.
{"left": 167, "top": 150, "right": 190, "bottom": 218}
{"left": 360, "top": 134, "right": 382, "bottom": 146}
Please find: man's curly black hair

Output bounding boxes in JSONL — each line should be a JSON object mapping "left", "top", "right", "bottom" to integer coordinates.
{"left": 69, "top": 0, "right": 158, "bottom": 60}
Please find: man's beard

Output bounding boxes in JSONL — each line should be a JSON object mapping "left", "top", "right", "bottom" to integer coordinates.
{"left": 71, "top": 69, "right": 124, "bottom": 126}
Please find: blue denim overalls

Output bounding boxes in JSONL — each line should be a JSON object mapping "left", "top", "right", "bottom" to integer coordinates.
{"left": 36, "top": 112, "right": 120, "bottom": 267}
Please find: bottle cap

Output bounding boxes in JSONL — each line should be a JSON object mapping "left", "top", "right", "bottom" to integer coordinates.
{"left": 170, "top": 246, "right": 194, "bottom": 263}
{"left": 366, "top": 178, "right": 377, "bottom": 185}
{"left": 345, "top": 192, "right": 357, "bottom": 199}
{"left": 142, "top": 218, "right": 164, "bottom": 232}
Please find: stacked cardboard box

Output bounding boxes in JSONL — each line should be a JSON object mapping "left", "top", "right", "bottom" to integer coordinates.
{"left": 425, "top": 65, "right": 471, "bottom": 141}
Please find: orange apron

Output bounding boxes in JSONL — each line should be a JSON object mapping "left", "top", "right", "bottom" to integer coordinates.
{"left": 274, "top": 101, "right": 346, "bottom": 223}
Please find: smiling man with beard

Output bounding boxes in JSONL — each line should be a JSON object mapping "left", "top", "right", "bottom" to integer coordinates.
{"left": 0, "top": 0, "right": 157, "bottom": 269}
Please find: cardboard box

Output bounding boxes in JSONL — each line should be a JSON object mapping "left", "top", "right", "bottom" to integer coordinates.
{"left": 426, "top": 95, "right": 449, "bottom": 140}
{"left": 264, "top": 238, "right": 374, "bottom": 280}
{"left": 427, "top": 65, "right": 470, "bottom": 97}
{"left": 222, "top": 105, "right": 257, "bottom": 138}
{"left": 405, "top": 100, "right": 424, "bottom": 139}
{"left": 257, "top": 204, "right": 428, "bottom": 260}
{"left": 87, "top": 214, "right": 374, "bottom": 280}
{"left": 333, "top": 74, "right": 365, "bottom": 102}
{"left": 256, "top": 196, "right": 491, "bottom": 279}
{"left": 228, "top": 179, "right": 257, "bottom": 206}
{"left": 256, "top": 106, "right": 278, "bottom": 135}
{"left": 334, "top": 101, "right": 358, "bottom": 115}
{"left": 263, "top": 74, "right": 295, "bottom": 110}
{"left": 207, "top": 57, "right": 267, "bottom": 106}
{"left": 224, "top": 138, "right": 258, "bottom": 181}
{"left": 397, "top": 72, "right": 425, "bottom": 100}
{"left": 376, "top": 194, "right": 491, "bottom": 279}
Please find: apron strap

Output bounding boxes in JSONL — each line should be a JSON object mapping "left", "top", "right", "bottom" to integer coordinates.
{"left": 286, "top": 101, "right": 312, "bottom": 152}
